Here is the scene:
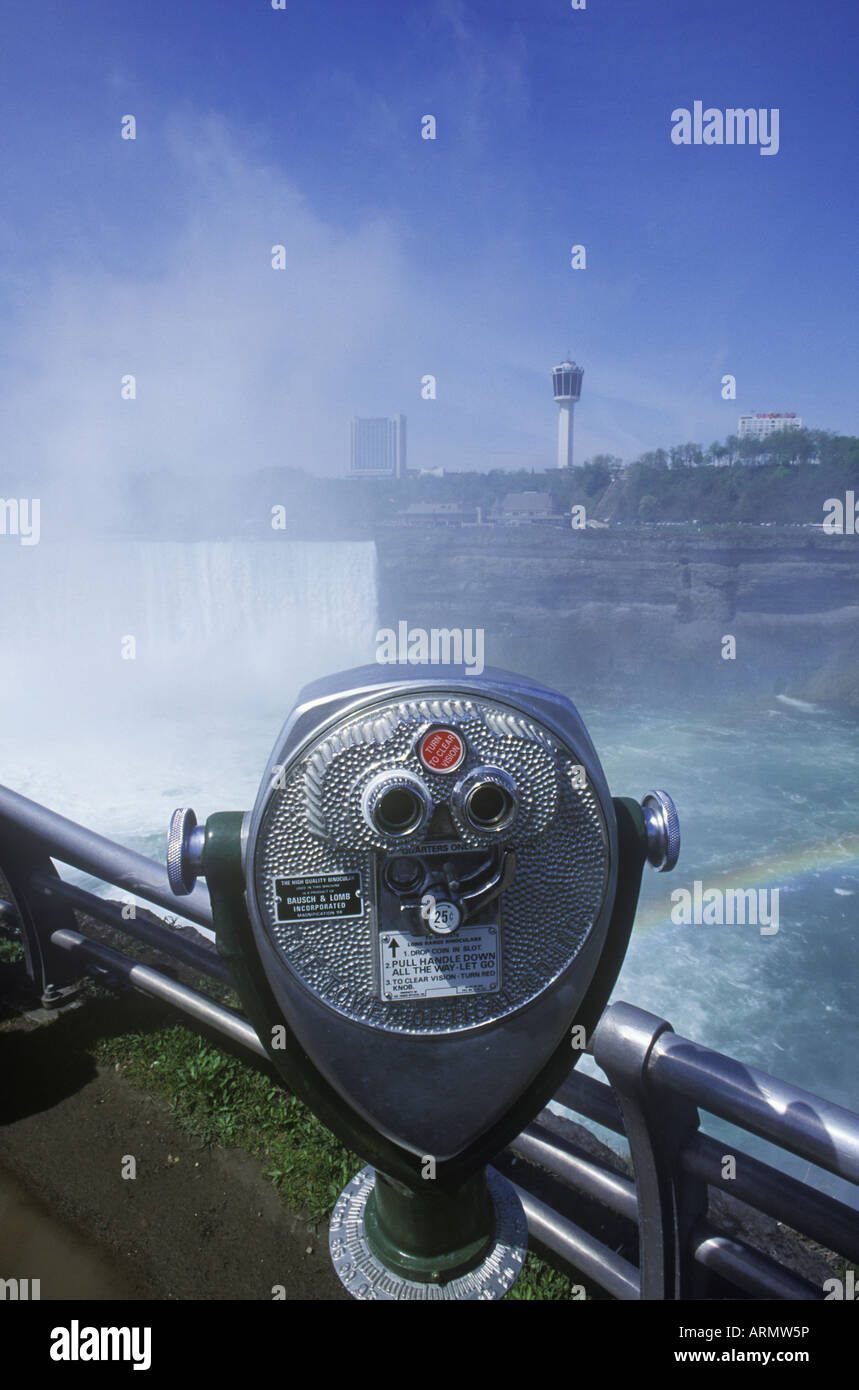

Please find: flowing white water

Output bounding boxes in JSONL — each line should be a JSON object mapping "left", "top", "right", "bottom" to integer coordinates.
{"left": 1, "top": 538, "right": 856, "bottom": 1208}
{"left": 0, "top": 538, "right": 378, "bottom": 700}
{"left": 0, "top": 539, "right": 378, "bottom": 839}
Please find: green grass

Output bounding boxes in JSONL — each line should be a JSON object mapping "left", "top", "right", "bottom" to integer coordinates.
{"left": 0, "top": 936, "right": 25, "bottom": 964}
{"left": 505, "top": 1255, "right": 585, "bottom": 1300}
{"left": 89, "top": 1012, "right": 585, "bottom": 1299}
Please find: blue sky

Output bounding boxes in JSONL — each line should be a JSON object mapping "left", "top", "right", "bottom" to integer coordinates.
{"left": 0, "top": 0, "right": 856, "bottom": 476}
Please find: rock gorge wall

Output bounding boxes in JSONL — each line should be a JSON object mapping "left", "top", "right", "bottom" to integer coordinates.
{"left": 374, "top": 528, "right": 859, "bottom": 708}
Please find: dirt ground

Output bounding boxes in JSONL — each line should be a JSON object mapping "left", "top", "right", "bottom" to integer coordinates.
{"left": 0, "top": 988, "right": 349, "bottom": 1302}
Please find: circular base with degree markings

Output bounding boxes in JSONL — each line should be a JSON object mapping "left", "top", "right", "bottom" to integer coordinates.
{"left": 329, "top": 1165, "right": 528, "bottom": 1300}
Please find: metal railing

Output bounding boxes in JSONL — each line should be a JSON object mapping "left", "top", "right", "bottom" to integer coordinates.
{"left": 1, "top": 780, "right": 857, "bottom": 1301}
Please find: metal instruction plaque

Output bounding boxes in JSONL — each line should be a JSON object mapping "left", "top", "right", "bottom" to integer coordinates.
{"left": 379, "top": 925, "right": 499, "bottom": 1000}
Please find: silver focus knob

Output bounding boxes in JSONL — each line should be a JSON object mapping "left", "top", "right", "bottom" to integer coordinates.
{"left": 641, "top": 790, "right": 680, "bottom": 872}
{"left": 167, "top": 808, "right": 206, "bottom": 895}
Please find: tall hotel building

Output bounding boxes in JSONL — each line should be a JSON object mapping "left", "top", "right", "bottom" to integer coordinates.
{"left": 738, "top": 412, "right": 802, "bottom": 441}
{"left": 350, "top": 415, "right": 407, "bottom": 478}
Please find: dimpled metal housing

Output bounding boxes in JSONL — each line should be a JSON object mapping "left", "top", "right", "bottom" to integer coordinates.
{"left": 251, "top": 688, "right": 611, "bottom": 1037}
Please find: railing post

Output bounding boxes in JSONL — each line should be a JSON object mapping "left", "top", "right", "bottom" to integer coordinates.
{"left": 592, "top": 1001, "right": 709, "bottom": 1299}
{"left": 0, "top": 829, "right": 84, "bottom": 1004}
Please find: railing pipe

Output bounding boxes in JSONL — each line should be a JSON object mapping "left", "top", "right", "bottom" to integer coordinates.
{"left": 511, "top": 1183, "right": 640, "bottom": 1300}
{"left": 682, "top": 1132, "right": 859, "bottom": 1266}
{"left": 692, "top": 1225, "right": 823, "bottom": 1300}
{"left": 49, "top": 928, "right": 265, "bottom": 1059}
{"left": 554, "top": 1069, "right": 625, "bottom": 1137}
{"left": 510, "top": 1121, "right": 637, "bottom": 1222}
{"left": 593, "top": 1003, "right": 710, "bottom": 1299}
{"left": 0, "top": 783, "right": 214, "bottom": 930}
{"left": 650, "top": 1030, "right": 859, "bottom": 1186}
{"left": 30, "top": 872, "right": 231, "bottom": 985}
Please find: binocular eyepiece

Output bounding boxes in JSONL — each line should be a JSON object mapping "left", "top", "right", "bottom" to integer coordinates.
{"left": 362, "top": 770, "right": 434, "bottom": 838}
{"left": 361, "top": 763, "right": 517, "bottom": 841}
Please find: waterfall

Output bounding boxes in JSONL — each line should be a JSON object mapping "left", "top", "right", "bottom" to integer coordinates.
{"left": 0, "top": 539, "right": 378, "bottom": 700}
{"left": 0, "top": 539, "right": 379, "bottom": 835}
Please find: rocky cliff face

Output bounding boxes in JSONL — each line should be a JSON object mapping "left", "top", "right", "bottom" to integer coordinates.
{"left": 374, "top": 527, "right": 859, "bottom": 708}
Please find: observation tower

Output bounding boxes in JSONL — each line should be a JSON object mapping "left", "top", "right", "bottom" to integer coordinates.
{"left": 552, "top": 360, "right": 584, "bottom": 469}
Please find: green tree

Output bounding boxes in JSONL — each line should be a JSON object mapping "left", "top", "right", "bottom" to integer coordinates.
{"left": 581, "top": 457, "right": 612, "bottom": 495}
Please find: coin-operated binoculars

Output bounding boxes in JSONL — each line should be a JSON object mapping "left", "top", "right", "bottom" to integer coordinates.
{"left": 167, "top": 665, "right": 679, "bottom": 1300}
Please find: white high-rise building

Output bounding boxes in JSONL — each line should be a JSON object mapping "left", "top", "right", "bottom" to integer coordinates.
{"left": 350, "top": 415, "right": 407, "bottom": 477}
{"left": 738, "top": 412, "right": 802, "bottom": 440}
{"left": 553, "top": 361, "right": 584, "bottom": 469}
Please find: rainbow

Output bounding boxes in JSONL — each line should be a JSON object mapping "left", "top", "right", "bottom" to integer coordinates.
{"left": 632, "top": 834, "right": 859, "bottom": 932}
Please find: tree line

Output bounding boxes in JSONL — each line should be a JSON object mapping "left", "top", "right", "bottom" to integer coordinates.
{"left": 110, "top": 428, "right": 859, "bottom": 535}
